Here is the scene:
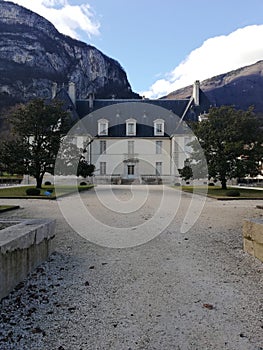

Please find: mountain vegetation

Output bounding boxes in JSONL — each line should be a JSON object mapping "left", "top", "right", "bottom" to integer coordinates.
{"left": 0, "top": 1, "right": 139, "bottom": 115}
{"left": 164, "top": 60, "right": 263, "bottom": 116}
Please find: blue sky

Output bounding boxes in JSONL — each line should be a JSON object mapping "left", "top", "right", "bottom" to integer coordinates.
{"left": 4, "top": 0, "right": 263, "bottom": 97}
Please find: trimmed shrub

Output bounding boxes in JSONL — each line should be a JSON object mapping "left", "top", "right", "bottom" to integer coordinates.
{"left": 26, "top": 188, "right": 41, "bottom": 196}
{"left": 208, "top": 182, "right": 215, "bottom": 186}
{"left": 80, "top": 181, "right": 87, "bottom": 186}
{"left": 174, "top": 182, "right": 181, "bottom": 186}
{"left": 44, "top": 181, "right": 52, "bottom": 186}
{"left": 226, "top": 190, "right": 240, "bottom": 197}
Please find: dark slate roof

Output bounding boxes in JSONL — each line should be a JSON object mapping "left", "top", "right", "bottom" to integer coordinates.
{"left": 196, "top": 90, "right": 212, "bottom": 115}
{"left": 76, "top": 98, "right": 199, "bottom": 121}
{"left": 70, "top": 101, "right": 191, "bottom": 138}
{"left": 55, "top": 87, "right": 211, "bottom": 136}
{"left": 55, "top": 88, "right": 79, "bottom": 123}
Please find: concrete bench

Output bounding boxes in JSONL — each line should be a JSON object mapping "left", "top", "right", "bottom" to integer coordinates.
{"left": 0, "top": 219, "right": 55, "bottom": 300}
{"left": 243, "top": 218, "right": 263, "bottom": 262}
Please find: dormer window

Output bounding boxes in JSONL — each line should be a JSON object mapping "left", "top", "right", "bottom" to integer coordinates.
{"left": 154, "top": 119, "right": 164, "bottom": 136}
{"left": 126, "top": 118, "right": 136, "bottom": 136}
{"left": 98, "top": 119, "right": 109, "bottom": 136}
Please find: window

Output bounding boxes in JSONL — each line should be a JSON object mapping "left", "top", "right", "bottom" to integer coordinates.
{"left": 154, "top": 119, "right": 164, "bottom": 136}
{"left": 184, "top": 136, "right": 192, "bottom": 153}
{"left": 100, "top": 162, "right": 106, "bottom": 175}
{"left": 156, "top": 162, "right": 162, "bottom": 176}
{"left": 100, "top": 140, "right": 106, "bottom": 154}
{"left": 126, "top": 119, "right": 136, "bottom": 136}
{"left": 128, "top": 140, "right": 134, "bottom": 155}
{"left": 156, "top": 141, "right": 162, "bottom": 154}
{"left": 98, "top": 119, "right": 108, "bottom": 136}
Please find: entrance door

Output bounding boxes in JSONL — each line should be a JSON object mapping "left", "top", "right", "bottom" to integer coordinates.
{"left": 127, "top": 164, "right": 135, "bottom": 178}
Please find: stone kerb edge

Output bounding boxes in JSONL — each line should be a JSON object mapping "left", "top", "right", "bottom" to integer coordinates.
{"left": 0, "top": 219, "right": 56, "bottom": 300}
{"left": 0, "top": 219, "right": 56, "bottom": 254}
{"left": 243, "top": 218, "right": 263, "bottom": 262}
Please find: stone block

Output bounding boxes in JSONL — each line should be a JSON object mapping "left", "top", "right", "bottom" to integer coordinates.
{"left": 243, "top": 237, "right": 254, "bottom": 256}
{"left": 243, "top": 218, "right": 263, "bottom": 263}
{"left": 254, "top": 242, "right": 263, "bottom": 262}
{"left": 0, "top": 219, "right": 56, "bottom": 300}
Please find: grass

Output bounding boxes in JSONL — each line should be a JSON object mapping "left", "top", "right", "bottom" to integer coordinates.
{"left": 175, "top": 185, "right": 263, "bottom": 199}
{"left": 0, "top": 205, "right": 20, "bottom": 213}
{"left": 0, "top": 184, "right": 94, "bottom": 199}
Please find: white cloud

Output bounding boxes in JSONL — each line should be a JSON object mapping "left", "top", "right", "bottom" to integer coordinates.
{"left": 142, "top": 25, "right": 263, "bottom": 99}
{"left": 4, "top": 0, "right": 100, "bottom": 39}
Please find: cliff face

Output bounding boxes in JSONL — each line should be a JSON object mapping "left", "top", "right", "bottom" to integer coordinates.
{"left": 0, "top": 1, "right": 139, "bottom": 111}
{"left": 164, "top": 61, "right": 263, "bottom": 114}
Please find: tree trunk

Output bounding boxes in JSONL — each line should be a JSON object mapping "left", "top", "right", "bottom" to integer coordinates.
{"left": 221, "top": 177, "right": 227, "bottom": 190}
{"left": 36, "top": 173, "right": 44, "bottom": 188}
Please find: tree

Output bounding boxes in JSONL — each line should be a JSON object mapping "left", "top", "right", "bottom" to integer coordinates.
{"left": 178, "top": 160, "right": 193, "bottom": 181}
{"left": 189, "top": 106, "right": 263, "bottom": 189}
{"left": 55, "top": 137, "right": 95, "bottom": 178}
{"left": 0, "top": 98, "right": 72, "bottom": 188}
{"left": 77, "top": 158, "right": 95, "bottom": 178}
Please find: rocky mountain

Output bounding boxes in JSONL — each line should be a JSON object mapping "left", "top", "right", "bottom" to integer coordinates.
{"left": 0, "top": 1, "right": 139, "bottom": 112}
{"left": 163, "top": 60, "right": 263, "bottom": 114}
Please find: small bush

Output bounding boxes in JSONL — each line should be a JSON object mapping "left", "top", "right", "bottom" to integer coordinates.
{"left": 26, "top": 188, "right": 41, "bottom": 196}
{"left": 174, "top": 182, "right": 181, "bottom": 186}
{"left": 208, "top": 182, "right": 215, "bottom": 186}
{"left": 226, "top": 190, "right": 240, "bottom": 197}
{"left": 44, "top": 181, "right": 52, "bottom": 186}
{"left": 80, "top": 181, "right": 87, "bottom": 186}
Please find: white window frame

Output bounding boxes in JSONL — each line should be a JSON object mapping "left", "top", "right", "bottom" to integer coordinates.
{"left": 154, "top": 119, "right": 164, "bottom": 136}
{"left": 156, "top": 140, "right": 162, "bottom": 154}
{"left": 128, "top": 140, "right": 134, "bottom": 155}
{"left": 156, "top": 161, "right": 162, "bottom": 176}
{"left": 100, "top": 162, "right": 106, "bottom": 175}
{"left": 98, "top": 119, "right": 109, "bottom": 136}
{"left": 126, "top": 118, "right": 136, "bottom": 136}
{"left": 100, "top": 140, "right": 106, "bottom": 154}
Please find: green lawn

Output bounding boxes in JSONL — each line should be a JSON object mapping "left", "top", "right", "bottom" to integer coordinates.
{"left": 175, "top": 185, "right": 263, "bottom": 199}
{"left": 0, "top": 185, "right": 94, "bottom": 199}
{"left": 0, "top": 205, "right": 20, "bottom": 212}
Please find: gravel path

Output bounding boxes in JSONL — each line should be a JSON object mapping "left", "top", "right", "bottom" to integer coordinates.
{"left": 0, "top": 185, "right": 263, "bottom": 350}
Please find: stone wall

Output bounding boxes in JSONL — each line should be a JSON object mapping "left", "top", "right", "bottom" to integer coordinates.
{"left": 243, "top": 218, "right": 263, "bottom": 262}
{"left": 0, "top": 219, "right": 56, "bottom": 300}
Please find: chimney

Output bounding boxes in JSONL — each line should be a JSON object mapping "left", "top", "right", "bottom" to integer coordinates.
{"left": 193, "top": 80, "right": 200, "bottom": 106}
{"left": 51, "top": 82, "right": 57, "bottom": 99}
{"left": 88, "top": 92, "right": 94, "bottom": 109}
{"left": 68, "top": 82, "right": 76, "bottom": 105}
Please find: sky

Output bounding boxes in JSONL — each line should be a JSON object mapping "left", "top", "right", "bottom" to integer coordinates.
{"left": 3, "top": 0, "right": 263, "bottom": 98}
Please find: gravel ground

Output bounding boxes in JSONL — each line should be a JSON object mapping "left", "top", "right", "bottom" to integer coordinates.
{"left": 0, "top": 185, "right": 263, "bottom": 350}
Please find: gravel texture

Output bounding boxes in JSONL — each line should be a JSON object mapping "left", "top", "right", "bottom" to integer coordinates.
{"left": 0, "top": 185, "right": 263, "bottom": 350}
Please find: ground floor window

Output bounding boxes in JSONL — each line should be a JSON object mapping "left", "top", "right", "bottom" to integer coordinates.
{"left": 127, "top": 164, "right": 135, "bottom": 175}
{"left": 156, "top": 162, "right": 162, "bottom": 176}
{"left": 100, "top": 162, "right": 106, "bottom": 175}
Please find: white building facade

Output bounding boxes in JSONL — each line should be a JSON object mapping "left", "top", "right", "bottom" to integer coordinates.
{"left": 55, "top": 81, "right": 210, "bottom": 184}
